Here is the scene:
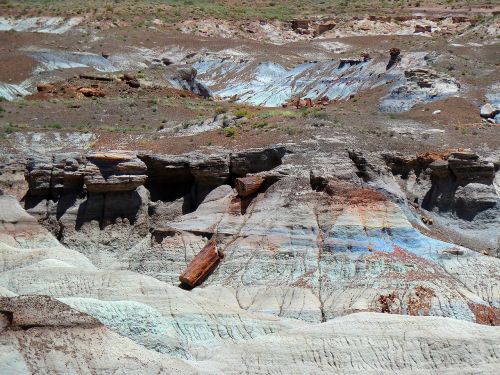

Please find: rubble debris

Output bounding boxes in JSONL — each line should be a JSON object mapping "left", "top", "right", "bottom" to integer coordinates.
{"left": 282, "top": 96, "right": 330, "bottom": 108}
{"left": 36, "top": 83, "right": 55, "bottom": 92}
{"left": 421, "top": 216, "right": 433, "bottom": 225}
{"left": 77, "top": 87, "right": 105, "bottom": 97}
{"left": 414, "top": 24, "right": 432, "bottom": 33}
{"left": 122, "top": 73, "right": 141, "bottom": 88}
{"left": 317, "top": 23, "right": 335, "bottom": 34}
{"left": 291, "top": 19, "right": 310, "bottom": 32}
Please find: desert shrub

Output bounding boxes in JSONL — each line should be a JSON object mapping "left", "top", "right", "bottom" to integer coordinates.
{"left": 252, "top": 121, "right": 268, "bottom": 129}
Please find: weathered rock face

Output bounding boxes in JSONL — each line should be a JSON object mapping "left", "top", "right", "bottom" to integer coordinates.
{"left": 0, "top": 147, "right": 499, "bottom": 373}
{"left": 364, "top": 149, "right": 500, "bottom": 256}
{"left": 230, "top": 146, "right": 286, "bottom": 177}
{"left": 0, "top": 155, "right": 28, "bottom": 200}
{"left": 454, "top": 183, "right": 498, "bottom": 220}
{"left": 161, "top": 176, "right": 500, "bottom": 323}
{"left": 196, "top": 313, "right": 500, "bottom": 374}
{"left": 0, "top": 297, "right": 198, "bottom": 375}
{"left": 9, "top": 147, "right": 286, "bottom": 267}
{"left": 424, "top": 151, "right": 496, "bottom": 215}
{"left": 84, "top": 152, "right": 147, "bottom": 193}
{"left": 380, "top": 68, "right": 460, "bottom": 112}
{"left": 139, "top": 146, "right": 285, "bottom": 210}
{"left": 25, "top": 152, "right": 84, "bottom": 198}
{"left": 447, "top": 151, "right": 495, "bottom": 184}
{"left": 25, "top": 151, "right": 147, "bottom": 197}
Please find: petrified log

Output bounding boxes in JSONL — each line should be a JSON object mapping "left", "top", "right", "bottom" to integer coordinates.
{"left": 79, "top": 74, "right": 114, "bottom": 82}
{"left": 235, "top": 176, "right": 265, "bottom": 197}
{"left": 179, "top": 240, "right": 224, "bottom": 288}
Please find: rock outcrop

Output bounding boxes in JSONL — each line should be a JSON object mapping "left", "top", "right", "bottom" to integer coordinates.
{"left": 380, "top": 68, "right": 460, "bottom": 112}
{"left": 84, "top": 152, "right": 147, "bottom": 193}
{"left": 0, "top": 155, "right": 28, "bottom": 201}
{"left": 0, "top": 146, "right": 499, "bottom": 373}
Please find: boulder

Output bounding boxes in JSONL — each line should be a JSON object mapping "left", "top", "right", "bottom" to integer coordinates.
{"left": 480, "top": 103, "right": 499, "bottom": 119}
{"left": 177, "top": 67, "right": 197, "bottom": 81}
{"left": 162, "top": 57, "right": 173, "bottom": 66}
{"left": 126, "top": 79, "right": 140, "bottom": 88}
{"left": 77, "top": 87, "right": 105, "bottom": 97}
{"left": 122, "top": 73, "right": 137, "bottom": 82}
{"left": 36, "top": 83, "right": 55, "bottom": 92}
{"left": 386, "top": 48, "right": 401, "bottom": 70}
{"left": 171, "top": 67, "right": 211, "bottom": 98}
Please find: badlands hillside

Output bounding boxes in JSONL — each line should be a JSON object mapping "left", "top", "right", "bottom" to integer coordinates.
{"left": 0, "top": 0, "right": 499, "bottom": 374}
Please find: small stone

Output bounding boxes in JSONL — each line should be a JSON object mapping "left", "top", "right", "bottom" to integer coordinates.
{"left": 162, "top": 57, "right": 173, "bottom": 66}
{"left": 36, "top": 83, "right": 55, "bottom": 92}
{"left": 432, "top": 110, "right": 441, "bottom": 115}
{"left": 126, "top": 79, "right": 140, "bottom": 88}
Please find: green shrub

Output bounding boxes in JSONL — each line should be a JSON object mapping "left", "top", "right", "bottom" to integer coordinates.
{"left": 252, "top": 121, "right": 268, "bottom": 129}
{"left": 225, "top": 127, "right": 236, "bottom": 137}
{"left": 234, "top": 108, "right": 248, "bottom": 118}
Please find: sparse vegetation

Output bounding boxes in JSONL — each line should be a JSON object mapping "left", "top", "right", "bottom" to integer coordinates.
{"left": 225, "top": 127, "right": 236, "bottom": 137}
{"left": 252, "top": 120, "right": 268, "bottom": 129}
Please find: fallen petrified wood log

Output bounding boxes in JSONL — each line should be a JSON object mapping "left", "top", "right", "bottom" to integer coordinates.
{"left": 235, "top": 176, "right": 265, "bottom": 197}
{"left": 79, "top": 74, "right": 114, "bottom": 82}
{"left": 179, "top": 239, "right": 224, "bottom": 288}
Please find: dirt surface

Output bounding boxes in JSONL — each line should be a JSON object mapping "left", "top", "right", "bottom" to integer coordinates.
{"left": 0, "top": 1, "right": 498, "bottom": 156}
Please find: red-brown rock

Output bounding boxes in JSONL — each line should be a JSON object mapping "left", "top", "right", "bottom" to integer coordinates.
{"left": 179, "top": 239, "right": 224, "bottom": 288}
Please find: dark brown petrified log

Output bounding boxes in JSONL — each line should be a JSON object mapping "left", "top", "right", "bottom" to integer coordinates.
{"left": 179, "top": 239, "right": 224, "bottom": 288}
{"left": 235, "top": 176, "right": 265, "bottom": 197}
